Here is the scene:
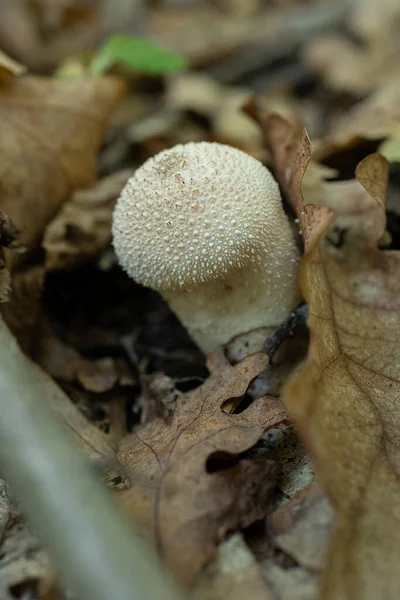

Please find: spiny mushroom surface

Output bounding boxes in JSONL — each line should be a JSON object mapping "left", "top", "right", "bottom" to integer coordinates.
{"left": 112, "top": 141, "right": 299, "bottom": 353}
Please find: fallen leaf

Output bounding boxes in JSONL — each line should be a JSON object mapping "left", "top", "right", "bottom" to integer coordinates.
{"left": 316, "top": 82, "right": 400, "bottom": 158}
{"left": 116, "top": 351, "right": 289, "bottom": 587}
{"left": 282, "top": 151, "right": 400, "bottom": 599}
{"left": 303, "top": 0, "right": 400, "bottom": 95}
{"left": 0, "top": 74, "right": 125, "bottom": 261}
{"left": 262, "top": 485, "right": 334, "bottom": 600}
{"left": 244, "top": 100, "right": 334, "bottom": 253}
{"left": 193, "top": 533, "right": 274, "bottom": 600}
{"left": 43, "top": 169, "right": 134, "bottom": 270}
{"left": 33, "top": 320, "right": 119, "bottom": 393}
{"left": 267, "top": 485, "right": 335, "bottom": 573}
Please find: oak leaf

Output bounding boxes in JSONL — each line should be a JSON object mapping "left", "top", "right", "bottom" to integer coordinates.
{"left": 283, "top": 149, "right": 400, "bottom": 599}
{"left": 247, "top": 105, "right": 400, "bottom": 598}
{"left": 243, "top": 100, "right": 334, "bottom": 253}
{"left": 116, "top": 351, "right": 289, "bottom": 587}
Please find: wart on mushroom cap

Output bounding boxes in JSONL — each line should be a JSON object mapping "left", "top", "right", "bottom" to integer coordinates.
{"left": 112, "top": 142, "right": 299, "bottom": 353}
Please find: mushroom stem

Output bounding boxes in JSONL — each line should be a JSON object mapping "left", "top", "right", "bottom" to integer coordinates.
{"left": 165, "top": 245, "right": 298, "bottom": 354}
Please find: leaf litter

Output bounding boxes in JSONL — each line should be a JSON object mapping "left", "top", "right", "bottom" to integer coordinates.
{"left": 116, "top": 351, "right": 288, "bottom": 587}
{"left": 3, "top": 1, "right": 400, "bottom": 599}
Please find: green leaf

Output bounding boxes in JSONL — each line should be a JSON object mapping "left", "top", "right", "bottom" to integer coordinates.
{"left": 90, "top": 34, "right": 188, "bottom": 76}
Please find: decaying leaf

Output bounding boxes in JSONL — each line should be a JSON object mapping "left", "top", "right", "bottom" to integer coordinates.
{"left": 34, "top": 319, "right": 119, "bottom": 393}
{"left": 0, "top": 75, "right": 125, "bottom": 261}
{"left": 281, "top": 150, "right": 400, "bottom": 600}
{"left": 247, "top": 105, "right": 400, "bottom": 598}
{"left": 193, "top": 533, "right": 274, "bottom": 600}
{"left": 262, "top": 485, "right": 335, "bottom": 600}
{"left": 116, "top": 351, "right": 289, "bottom": 587}
{"left": 43, "top": 169, "right": 134, "bottom": 270}
{"left": 244, "top": 100, "right": 334, "bottom": 253}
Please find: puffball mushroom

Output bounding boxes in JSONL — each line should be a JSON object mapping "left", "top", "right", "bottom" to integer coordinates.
{"left": 112, "top": 142, "right": 299, "bottom": 354}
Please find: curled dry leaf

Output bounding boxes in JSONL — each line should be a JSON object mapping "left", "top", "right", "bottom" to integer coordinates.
{"left": 116, "top": 351, "right": 289, "bottom": 587}
{"left": 247, "top": 105, "right": 400, "bottom": 598}
{"left": 282, "top": 150, "right": 400, "bottom": 600}
{"left": 243, "top": 99, "right": 334, "bottom": 254}
{"left": 43, "top": 169, "right": 134, "bottom": 270}
{"left": 0, "top": 75, "right": 125, "bottom": 262}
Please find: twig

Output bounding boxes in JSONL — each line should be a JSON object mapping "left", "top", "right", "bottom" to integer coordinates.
{"left": 263, "top": 303, "right": 308, "bottom": 360}
{"left": 0, "top": 316, "right": 184, "bottom": 600}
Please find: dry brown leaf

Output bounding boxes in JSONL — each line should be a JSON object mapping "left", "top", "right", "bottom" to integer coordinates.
{"left": 281, "top": 151, "right": 400, "bottom": 599}
{"left": 116, "top": 351, "right": 289, "bottom": 587}
{"left": 244, "top": 100, "right": 334, "bottom": 253}
{"left": 43, "top": 169, "right": 134, "bottom": 270}
{"left": 247, "top": 104, "right": 400, "bottom": 598}
{"left": 0, "top": 74, "right": 125, "bottom": 260}
{"left": 34, "top": 320, "right": 119, "bottom": 393}
{"left": 314, "top": 82, "right": 400, "bottom": 159}
{"left": 193, "top": 533, "right": 274, "bottom": 600}
{"left": 262, "top": 485, "right": 334, "bottom": 600}
{"left": 267, "top": 485, "right": 335, "bottom": 574}
{"left": 303, "top": 0, "right": 400, "bottom": 94}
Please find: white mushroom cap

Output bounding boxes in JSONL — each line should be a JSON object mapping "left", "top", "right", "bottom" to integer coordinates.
{"left": 112, "top": 142, "right": 299, "bottom": 353}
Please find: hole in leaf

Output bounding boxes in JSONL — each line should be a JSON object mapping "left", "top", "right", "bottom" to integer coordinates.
{"left": 221, "top": 393, "right": 253, "bottom": 414}
{"left": 206, "top": 451, "right": 240, "bottom": 473}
